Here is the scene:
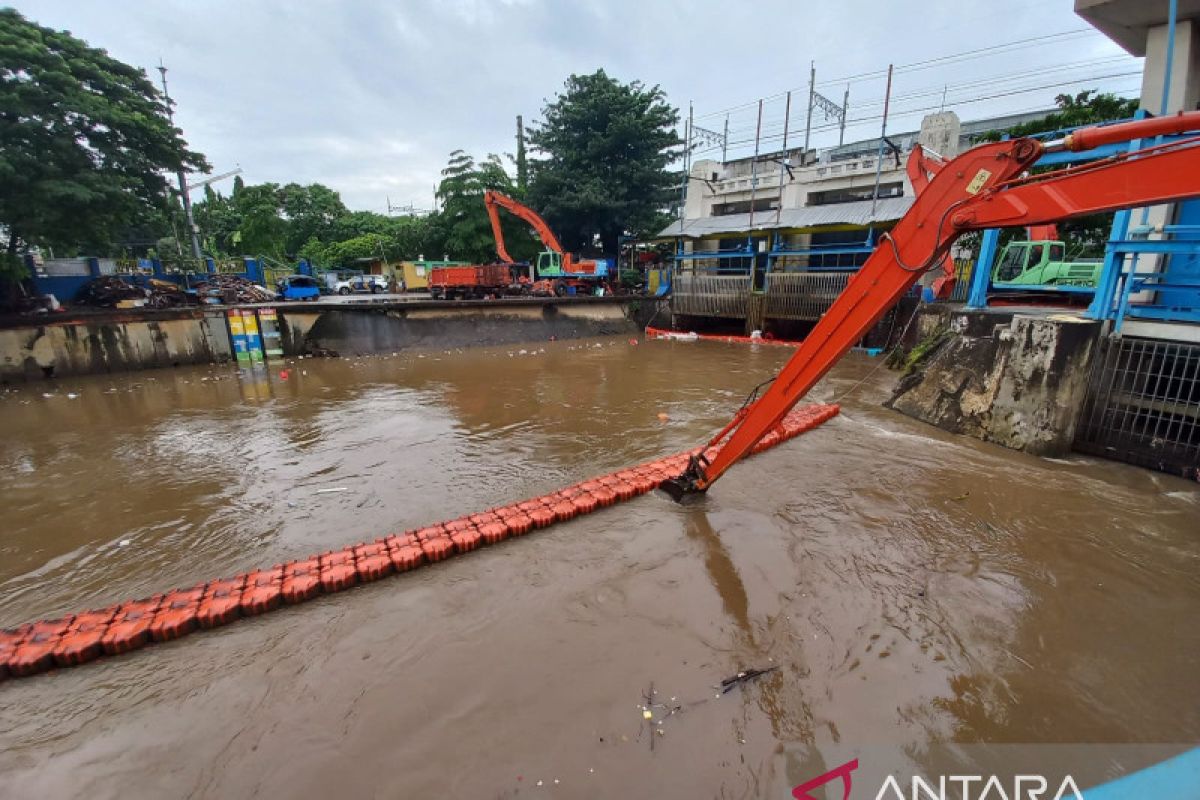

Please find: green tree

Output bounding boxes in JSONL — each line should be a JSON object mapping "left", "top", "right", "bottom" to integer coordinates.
{"left": 0, "top": 9, "right": 209, "bottom": 255}
{"left": 527, "top": 70, "right": 681, "bottom": 256}
{"left": 233, "top": 183, "right": 286, "bottom": 257}
{"left": 279, "top": 182, "right": 348, "bottom": 254}
{"left": 430, "top": 150, "right": 534, "bottom": 263}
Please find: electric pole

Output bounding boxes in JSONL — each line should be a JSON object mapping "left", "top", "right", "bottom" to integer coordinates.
{"left": 157, "top": 61, "right": 202, "bottom": 261}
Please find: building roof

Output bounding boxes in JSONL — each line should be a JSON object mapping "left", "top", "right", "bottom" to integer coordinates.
{"left": 657, "top": 195, "right": 915, "bottom": 239}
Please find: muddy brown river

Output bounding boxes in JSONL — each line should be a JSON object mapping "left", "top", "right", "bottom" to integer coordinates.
{"left": 1, "top": 336, "right": 1198, "bottom": 798}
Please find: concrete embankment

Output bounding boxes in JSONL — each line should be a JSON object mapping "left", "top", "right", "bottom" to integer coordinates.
{"left": 887, "top": 305, "right": 1102, "bottom": 456}
{"left": 0, "top": 296, "right": 654, "bottom": 382}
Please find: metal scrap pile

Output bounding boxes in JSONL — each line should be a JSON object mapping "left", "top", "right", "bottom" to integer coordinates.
{"left": 75, "top": 276, "right": 190, "bottom": 309}
{"left": 192, "top": 274, "right": 275, "bottom": 304}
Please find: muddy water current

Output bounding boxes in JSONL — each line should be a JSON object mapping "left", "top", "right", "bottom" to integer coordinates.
{"left": 1, "top": 337, "right": 1197, "bottom": 798}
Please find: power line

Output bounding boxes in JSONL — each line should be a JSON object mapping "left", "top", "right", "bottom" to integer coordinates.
{"left": 693, "top": 28, "right": 1124, "bottom": 121}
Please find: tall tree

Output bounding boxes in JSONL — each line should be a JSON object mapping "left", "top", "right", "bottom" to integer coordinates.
{"left": 430, "top": 150, "right": 534, "bottom": 263}
{"left": 0, "top": 9, "right": 209, "bottom": 255}
{"left": 527, "top": 70, "right": 681, "bottom": 256}
{"left": 279, "top": 182, "right": 348, "bottom": 254}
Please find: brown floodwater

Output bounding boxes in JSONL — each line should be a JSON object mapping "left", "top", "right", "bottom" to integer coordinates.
{"left": 1, "top": 336, "right": 1198, "bottom": 799}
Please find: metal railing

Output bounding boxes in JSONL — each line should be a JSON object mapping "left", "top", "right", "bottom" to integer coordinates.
{"left": 671, "top": 273, "right": 752, "bottom": 318}
{"left": 1075, "top": 336, "right": 1199, "bottom": 477}
{"left": 764, "top": 271, "right": 853, "bottom": 320}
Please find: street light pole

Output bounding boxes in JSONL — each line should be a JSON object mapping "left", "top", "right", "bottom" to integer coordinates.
{"left": 157, "top": 61, "right": 203, "bottom": 261}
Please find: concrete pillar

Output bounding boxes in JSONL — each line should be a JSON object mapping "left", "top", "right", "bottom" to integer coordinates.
{"left": 1140, "top": 20, "right": 1200, "bottom": 113}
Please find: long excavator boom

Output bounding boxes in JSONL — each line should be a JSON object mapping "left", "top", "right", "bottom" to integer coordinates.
{"left": 484, "top": 190, "right": 566, "bottom": 262}
{"left": 662, "top": 110, "right": 1200, "bottom": 501}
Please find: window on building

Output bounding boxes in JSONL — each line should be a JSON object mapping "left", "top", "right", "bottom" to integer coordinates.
{"left": 711, "top": 197, "right": 778, "bottom": 216}
{"left": 806, "top": 182, "right": 904, "bottom": 206}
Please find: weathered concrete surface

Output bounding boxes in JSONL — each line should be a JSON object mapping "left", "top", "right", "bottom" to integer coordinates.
{"left": 888, "top": 307, "right": 1103, "bottom": 456}
{"left": 0, "top": 311, "right": 232, "bottom": 382}
{"left": 282, "top": 297, "right": 640, "bottom": 356}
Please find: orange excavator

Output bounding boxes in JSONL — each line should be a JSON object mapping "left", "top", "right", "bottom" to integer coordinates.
{"left": 662, "top": 110, "right": 1200, "bottom": 500}
{"left": 483, "top": 190, "right": 613, "bottom": 294}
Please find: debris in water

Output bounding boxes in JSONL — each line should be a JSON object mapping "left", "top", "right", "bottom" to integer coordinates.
{"left": 315, "top": 487, "right": 349, "bottom": 494}
{"left": 642, "top": 708, "right": 653, "bottom": 720}
{"left": 67, "top": 393, "right": 78, "bottom": 399}
{"left": 118, "top": 539, "right": 131, "bottom": 547}
{"left": 657, "top": 412, "right": 669, "bottom": 422}
{"left": 719, "top": 666, "right": 778, "bottom": 694}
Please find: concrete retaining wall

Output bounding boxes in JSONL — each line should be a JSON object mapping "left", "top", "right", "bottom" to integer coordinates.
{"left": 0, "top": 310, "right": 232, "bottom": 381}
{"left": 283, "top": 300, "right": 639, "bottom": 356}
{"left": 887, "top": 307, "right": 1103, "bottom": 456}
{"left": 0, "top": 298, "right": 644, "bottom": 381}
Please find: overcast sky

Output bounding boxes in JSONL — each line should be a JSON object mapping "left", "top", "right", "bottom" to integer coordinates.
{"left": 16, "top": 0, "right": 1141, "bottom": 212}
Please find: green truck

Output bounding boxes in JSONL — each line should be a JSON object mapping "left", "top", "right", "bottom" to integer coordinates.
{"left": 991, "top": 240, "right": 1102, "bottom": 289}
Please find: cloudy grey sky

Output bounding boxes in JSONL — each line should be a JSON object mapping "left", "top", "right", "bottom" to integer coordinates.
{"left": 16, "top": 0, "right": 1140, "bottom": 212}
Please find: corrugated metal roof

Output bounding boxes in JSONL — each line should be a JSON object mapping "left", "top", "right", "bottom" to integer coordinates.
{"left": 657, "top": 196, "right": 915, "bottom": 239}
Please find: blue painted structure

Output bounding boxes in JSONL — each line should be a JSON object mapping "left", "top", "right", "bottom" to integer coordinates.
{"left": 1083, "top": 747, "right": 1200, "bottom": 799}
{"left": 966, "top": 114, "right": 1200, "bottom": 327}
{"left": 27, "top": 256, "right": 272, "bottom": 303}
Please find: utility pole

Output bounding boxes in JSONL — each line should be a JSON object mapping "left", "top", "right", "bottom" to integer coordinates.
{"left": 722, "top": 115, "right": 729, "bottom": 163}
{"left": 870, "top": 64, "right": 895, "bottom": 218}
{"left": 803, "top": 62, "right": 816, "bottom": 156}
{"left": 515, "top": 115, "right": 528, "bottom": 192}
{"left": 840, "top": 86, "right": 850, "bottom": 145}
{"left": 157, "top": 61, "right": 202, "bottom": 261}
{"left": 776, "top": 91, "right": 792, "bottom": 225}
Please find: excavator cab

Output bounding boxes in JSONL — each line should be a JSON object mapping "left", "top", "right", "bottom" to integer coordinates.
{"left": 536, "top": 251, "right": 565, "bottom": 277}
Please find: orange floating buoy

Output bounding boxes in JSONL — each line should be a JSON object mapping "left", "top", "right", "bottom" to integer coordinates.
{"left": 53, "top": 607, "right": 117, "bottom": 667}
{"left": 102, "top": 596, "right": 164, "bottom": 656}
{"left": 517, "top": 500, "right": 544, "bottom": 514}
{"left": 416, "top": 525, "right": 446, "bottom": 543}
{"left": 591, "top": 486, "right": 618, "bottom": 507}
{"left": 9, "top": 618, "right": 73, "bottom": 677}
{"left": 504, "top": 514, "right": 534, "bottom": 536}
{"left": 240, "top": 566, "right": 284, "bottom": 616}
{"left": 420, "top": 535, "right": 455, "bottom": 563}
{"left": 319, "top": 550, "right": 358, "bottom": 593}
{"left": 388, "top": 541, "right": 425, "bottom": 572}
{"left": 528, "top": 507, "right": 555, "bottom": 529}
{"left": 570, "top": 493, "right": 598, "bottom": 514}
{"left": 612, "top": 481, "right": 637, "bottom": 501}
{"left": 469, "top": 512, "right": 500, "bottom": 526}
{"left": 149, "top": 585, "right": 205, "bottom": 643}
{"left": 197, "top": 577, "right": 245, "bottom": 630}
{"left": 450, "top": 526, "right": 482, "bottom": 553}
{"left": 445, "top": 517, "right": 474, "bottom": 533}
{"left": 0, "top": 624, "right": 32, "bottom": 679}
{"left": 478, "top": 521, "right": 507, "bottom": 545}
{"left": 550, "top": 501, "right": 577, "bottom": 522}
{"left": 633, "top": 475, "right": 660, "bottom": 494}
{"left": 283, "top": 558, "right": 322, "bottom": 604}
{"left": 353, "top": 542, "right": 394, "bottom": 582}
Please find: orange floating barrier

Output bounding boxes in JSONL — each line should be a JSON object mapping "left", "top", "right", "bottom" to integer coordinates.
{"left": 283, "top": 558, "right": 322, "bottom": 604}
{"left": 549, "top": 500, "right": 577, "bottom": 522}
{"left": 9, "top": 618, "right": 73, "bottom": 677}
{"left": 450, "top": 526, "right": 482, "bottom": 553}
{"left": 571, "top": 493, "right": 599, "bottom": 514}
{"left": 102, "top": 597, "right": 163, "bottom": 656}
{"left": 53, "top": 608, "right": 118, "bottom": 667}
{"left": 149, "top": 585, "right": 205, "bottom": 643}
{"left": 197, "top": 577, "right": 245, "bottom": 629}
{"left": 478, "top": 521, "right": 508, "bottom": 545}
{"left": 1, "top": 403, "right": 840, "bottom": 680}
{"left": 0, "top": 624, "right": 32, "bottom": 680}
{"left": 387, "top": 538, "right": 425, "bottom": 572}
{"left": 240, "top": 567, "right": 284, "bottom": 615}
{"left": 420, "top": 535, "right": 455, "bottom": 563}
{"left": 353, "top": 542, "right": 394, "bottom": 582}
{"left": 318, "top": 550, "right": 358, "bottom": 593}
{"left": 416, "top": 525, "right": 446, "bottom": 543}
{"left": 592, "top": 486, "right": 618, "bottom": 507}
{"left": 504, "top": 514, "right": 534, "bottom": 536}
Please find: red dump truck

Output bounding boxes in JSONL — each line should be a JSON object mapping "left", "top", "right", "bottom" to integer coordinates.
{"left": 428, "top": 263, "right": 528, "bottom": 300}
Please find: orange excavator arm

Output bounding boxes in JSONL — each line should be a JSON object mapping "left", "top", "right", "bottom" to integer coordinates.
{"left": 484, "top": 190, "right": 566, "bottom": 262}
{"left": 662, "top": 111, "right": 1200, "bottom": 500}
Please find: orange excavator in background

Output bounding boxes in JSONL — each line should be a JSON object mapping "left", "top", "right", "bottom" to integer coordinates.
{"left": 661, "top": 110, "right": 1200, "bottom": 501}
{"left": 483, "top": 190, "right": 613, "bottom": 295}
